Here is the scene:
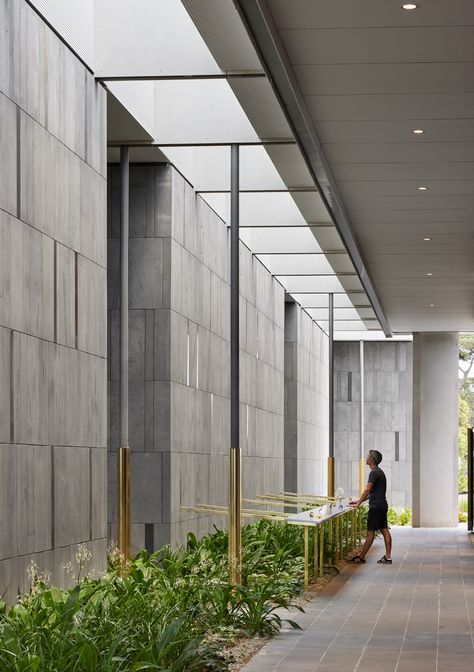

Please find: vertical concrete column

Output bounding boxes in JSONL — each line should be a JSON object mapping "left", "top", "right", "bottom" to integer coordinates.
{"left": 412, "top": 333, "right": 459, "bottom": 527}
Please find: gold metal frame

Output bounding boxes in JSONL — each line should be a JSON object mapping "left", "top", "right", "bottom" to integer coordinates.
{"left": 229, "top": 449, "right": 242, "bottom": 584}
{"left": 327, "top": 456, "right": 335, "bottom": 498}
{"left": 118, "top": 446, "right": 130, "bottom": 563}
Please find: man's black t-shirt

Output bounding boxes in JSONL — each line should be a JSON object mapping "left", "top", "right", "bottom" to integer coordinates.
{"left": 368, "top": 466, "right": 387, "bottom": 508}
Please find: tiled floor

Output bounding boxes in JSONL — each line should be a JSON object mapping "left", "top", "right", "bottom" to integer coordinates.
{"left": 242, "top": 527, "right": 474, "bottom": 672}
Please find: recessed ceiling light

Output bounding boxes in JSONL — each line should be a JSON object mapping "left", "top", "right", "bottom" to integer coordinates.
{"left": 429, "top": 304, "right": 435, "bottom": 308}
{"left": 402, "top": 3, "right": 419, "bottom": 9}
{"left": 418, "top": 186, "right": 429, "bottom": 191}
{"left": 413, "top": 128, "right": 425, "bottom": 134}
{"left": 426, "top": 272, "right": 433, "bottom": 276}
{"left": 423, "top": 237, "right": 431, "bottom": 241}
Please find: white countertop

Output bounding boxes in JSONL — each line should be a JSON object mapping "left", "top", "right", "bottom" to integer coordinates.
{"left": 287, "top": 499, "right": 355, "bottom": 526}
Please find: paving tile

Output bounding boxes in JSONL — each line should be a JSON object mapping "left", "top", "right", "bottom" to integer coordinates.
{"left": 241, "top": 527, "right": 474, "bottom": 672}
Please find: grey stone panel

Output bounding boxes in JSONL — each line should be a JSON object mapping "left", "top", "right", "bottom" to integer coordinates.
{"left": 0, "top": 92, "right": 17, "bottom": 217}
{"left": 0, "top": 211, "right": 54, "bottom": 341}
{"left": 0, "top": 327, "right": 10, "bottom": 442}
{"left": 131, "top": 452, "right": 163, "bottom": 524}
{"left": 13, "top": 332, "right": 107, "bottom": 447}
{"left": 153, "top": 381, "right": 171, "bottom": 452}
{"left": 53, "top": 446, "right": 91, "bottom": 548}
{"left": 55, "top": 243, "right": 76, "bottom": 348}
{"left": 77, "top": 255, "right": 107, "bottom": 357}
{"left": 91, "top": 448, "right": 107, "bottom": 540}
{"left": 129, "top": 238, "right": 164, "bottom": 309}
{"left": 0, "top": 444, "right": 52, "bottom": 560}
{"left": 334, "top": 341, "right": 412, "bottom": 502}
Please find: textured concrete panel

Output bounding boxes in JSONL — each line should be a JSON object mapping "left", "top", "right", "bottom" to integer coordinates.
{"left": 53, "top": 446, "right": 90, "bottom": 548}
{"left": 77, "top": 255, "right": 107, "bottom": 357}
{"left": 335, "top": 341, "right": 412, "bottom": 503}
{"left": 0, "top": 327, "right": 10, "bottom": 443}
{"left": 0, "top": 211, "right": 54, "bottom": 340}
{"left": 0, "top": 92, "right": 17, "bottom": 217}
{"left": 55, "top": 243, "right": 76, "bottom": 348}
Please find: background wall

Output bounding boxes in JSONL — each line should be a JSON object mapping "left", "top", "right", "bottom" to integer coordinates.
{"left": 334, "top": 341, "right": 413, "bottom": 507}
{"left": 108, "top": 165, "right": 285, "bottom": 551}
{"left": 284, "top": 302, "right": 329, "bottom": 496}
{"left": 0, "top": 0, "right": 107, "bottom": 602}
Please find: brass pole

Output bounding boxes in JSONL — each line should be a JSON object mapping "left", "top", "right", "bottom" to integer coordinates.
{"left": 304, "top": 526, "right": 309, "bottom": 590}
{"left": 319, "top": 523, "right": 325, "bottom": 577}
{"left": 327, "top": 456, "right": 335, "bottom": 498}
{"left": 328, "top": 517, "right": 334, "bottom": 566}
{"left": 359, "top": 458, "right": 365, "bottom": 496}
{"left": 229, "top": 449, "right": 241, "bottom": 584}
{"left": 313, "top": 527, "right": 318, "bottom": 578}
{"left": 118, "top": 447, "right": 130, "bottom": 561}
{"left": 345, "top": 511, "right": 349, "bottom": 555}
{"left": 335, "top": 514, "right": 340, "bottom": 562}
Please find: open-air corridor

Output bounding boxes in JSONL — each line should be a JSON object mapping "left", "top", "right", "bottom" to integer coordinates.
{"left": 243, "top": 527, "right": 474, "bottom": 672}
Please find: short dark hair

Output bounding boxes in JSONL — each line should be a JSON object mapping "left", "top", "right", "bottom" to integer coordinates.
{"left": 368, "top": 450, "right": 382, "bottom": 465}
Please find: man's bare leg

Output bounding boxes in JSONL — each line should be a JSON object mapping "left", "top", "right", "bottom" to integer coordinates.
{"left": 358, "top": 530, "right": 375, "bottom": 560}
{"left": 380, "top": 528, "right": 392, "bottom": 560}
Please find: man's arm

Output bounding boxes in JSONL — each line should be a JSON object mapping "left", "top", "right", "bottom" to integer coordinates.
{"left": 349, "top": 481, "right": 372, "bottom": 507}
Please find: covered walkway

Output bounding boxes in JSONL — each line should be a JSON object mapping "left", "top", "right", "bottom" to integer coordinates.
{"left": 243, "top": 527, "right": 474, "bottom": 672}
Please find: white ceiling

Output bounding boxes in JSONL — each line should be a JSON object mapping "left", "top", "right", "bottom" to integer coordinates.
{"left": 267, "top": 0, "right": 474, "bottom": 333}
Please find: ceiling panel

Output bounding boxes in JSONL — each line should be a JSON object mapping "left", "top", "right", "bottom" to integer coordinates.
{"left": 324, "top": 142, "right": 474, "bottom": 165}
{"left": 318, "top": 120, "right": 474, "bottom": 145}
{"left": 338, "top": 180, "right": 474, "bottom": 199}
{"left": 293, "top": 63, "right": 474, "bottom": 97}
{"left": 332, "top": 162, "right": 474, "bottom": 182}
{"left": 269, "top": 0, "right": 474, "bottom": 30}
{"left": 279, "top": 27, "right": 474, "bottom": 65}
{"left": 267, "top": 0, "right": 474, "bottom": 331}
{"left": 306, "top": 93, "right": 474, "bottom": 122}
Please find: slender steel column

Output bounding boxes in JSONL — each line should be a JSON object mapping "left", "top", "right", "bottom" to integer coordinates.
{"left": 359, "top": 340, "right": 365, "bottom": 495}
{"left": 118, "top": 146, "right": 131, "bottom": 562}
{"left": 229, "top": 144, "right": 242, "bottom": 583}
{"left": 327, "top": 293, "right": 335, "bottom": 497}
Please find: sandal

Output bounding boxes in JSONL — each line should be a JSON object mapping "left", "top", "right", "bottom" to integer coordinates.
{"left": 377, "top": 555, "right": 392, "bottom": 564}
{"left": 349, "top": 555, "right": 366, "bottom": 563}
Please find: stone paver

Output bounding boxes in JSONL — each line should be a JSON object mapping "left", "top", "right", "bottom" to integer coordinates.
{"left": 243, "top": 527, "right": 474, "bottom": 672}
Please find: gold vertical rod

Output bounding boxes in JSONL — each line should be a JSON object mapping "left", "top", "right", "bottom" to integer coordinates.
{"left": 118, "top": 446, "right": 130, "bottom": 562}
{"left": 319, "top": 523, "right": 325, "bottom": 577}
{"left": 335, "top": 514, "right": 339, "bottom": 562}
{"left": 304, "top": 526, "right": 309, "bottom": 590}
{"left": 339, "top": 515, "right": 343, "bottom": 560}
{"left": 351, "top": 509, "right": 356, "bottom": 551}
{"left": 313, "top": 526, "right": 318, "bottom": 578}
{"left": 327, "top": 456, "right": 335, "bottom": 498}
{"left": 359, "top": 458, "right": 365, "bottom": 496}
{"left": 345, "top": 511, "right": 349, "bottom": 556}
{"left": 229, "top": 448, "right": 241, "bottom": 584}
{"left": 328, "top": 517, "right": 333, "bottom": 566}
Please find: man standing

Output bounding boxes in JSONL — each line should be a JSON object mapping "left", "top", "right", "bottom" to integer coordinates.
{"left": 349, "top": 450, "right": 392, "bottom": 564}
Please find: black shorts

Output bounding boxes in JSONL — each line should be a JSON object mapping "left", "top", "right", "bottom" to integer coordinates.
{"left": 367, "top": 506, "right": 388, "bottom": 531}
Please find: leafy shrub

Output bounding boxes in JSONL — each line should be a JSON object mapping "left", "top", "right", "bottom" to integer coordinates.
{"left": 0, "top": 520, "right": 315, "bottom": 672}
{"left": 387, "top": 507, "right": 412, "bottom": 526}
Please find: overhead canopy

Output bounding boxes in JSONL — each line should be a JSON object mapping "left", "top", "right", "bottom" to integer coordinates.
{"left": 99, "top": 0, "right": 401, "bottom": 338}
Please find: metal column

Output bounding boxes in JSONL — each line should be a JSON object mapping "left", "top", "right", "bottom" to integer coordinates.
{"left": 118, "top": 146, "right": 131, "bottom": 561}
{"left": 359, "top": 340, "right": 365, "bottom": 495}
{"left": 327, "top": 293, "right": 335, "bottom": 497}
{"left": 229, "top": 144, "right": 242, "bottom": 583}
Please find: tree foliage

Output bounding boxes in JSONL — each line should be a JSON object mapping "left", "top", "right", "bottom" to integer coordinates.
{"left": 459, "top": 334, "right": 474, "bottom": 493}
